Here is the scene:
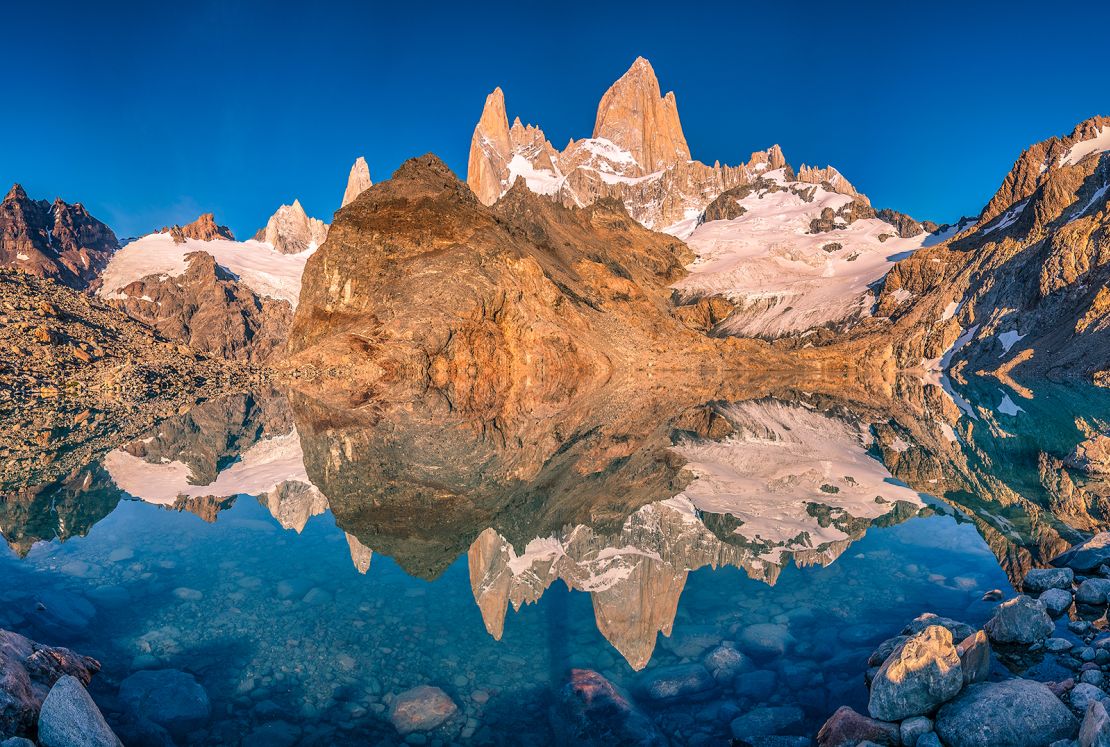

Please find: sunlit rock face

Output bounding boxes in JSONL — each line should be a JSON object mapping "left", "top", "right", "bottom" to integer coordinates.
{"left": 466, "top": 57, "right": 868, "bottom": 233}
{"left": 286, "top": 152, "right": 789, "bottom": 413}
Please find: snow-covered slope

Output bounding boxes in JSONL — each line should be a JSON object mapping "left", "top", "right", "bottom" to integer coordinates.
{"left": 671, "top": 170, "right": 934, "bottom": 338}
{"left": 104, "top": 429, "right": 315, "bottom": 506}
{"left": 99, "top": 232, "right": 314, "bottom": 307}
{"left": 672, "top": 399, "right": 923, "bottom": 565}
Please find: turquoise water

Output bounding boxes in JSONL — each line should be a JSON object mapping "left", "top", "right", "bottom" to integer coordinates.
{"left": 0, "top": 381, "right": 1105, "bottom": 745}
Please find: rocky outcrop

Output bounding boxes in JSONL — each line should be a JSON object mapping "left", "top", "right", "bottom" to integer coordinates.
{"left": 0, "top": 629, "right": 101, "bottom": 739}
{"left": 252, "top": 200, "right": 328, "bottom": 254}
{"left": 871, "top": 115, "right": 1110, "bottom": 382}
{"left": 160, "top": 213, "right": 234, "bottom": 243}
{"left": 0, "top": 184, "right": 119, "bottom": 289}
{"left": 868, "top": 626, "right": 963, "bottom": 721}
{"left": 341, "top": 156, "right": 372, "bottom": 207}
{"left": 0, "top": 270, "right": 251, "bottom": 491}
{"left": 106, "top": 251, "right": 292, "bottom": 363}
{"left": 287, "top": 153, "right": 773, "bottom": 406}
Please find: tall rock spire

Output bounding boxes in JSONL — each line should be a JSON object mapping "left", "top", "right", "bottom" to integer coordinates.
{"left": 592, "top": 57, "right": 690, "bottom": 173}
{"left": 467, "top": 87, "right": 513, "bottom": 205}
{"left": 341, "top": 157, "right": 372, "bottom": 208}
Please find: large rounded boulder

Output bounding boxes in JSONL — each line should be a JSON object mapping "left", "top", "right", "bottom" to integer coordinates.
{"left": 868, "top": 625, "right": 963, "bottom": 722}
{"left": 935, "top": 680, "right": 1077, "bottom": 747}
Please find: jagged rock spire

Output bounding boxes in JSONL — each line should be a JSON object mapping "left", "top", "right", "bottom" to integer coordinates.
{"left": 467, "top": 87, "right": 513, "bottom": 206}
{"left": 592, "top": 57, "right": 690, "bottom": 173}
{"left": 341, "top": 157, "right": 372, "bottom": 208}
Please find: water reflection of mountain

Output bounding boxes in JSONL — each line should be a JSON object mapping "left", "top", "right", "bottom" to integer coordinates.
{"left": 4, "top": 376, "right": 1110, "bottom": 668}
{"left": 868, "top": 375, "right": 1110, "bottom": 584}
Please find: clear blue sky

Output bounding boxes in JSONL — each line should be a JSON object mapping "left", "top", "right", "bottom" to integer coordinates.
{"left": 4, "top": 0, "right": 1107, "bottom": 237}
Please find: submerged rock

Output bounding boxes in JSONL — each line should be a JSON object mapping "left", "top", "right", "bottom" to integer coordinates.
{"left": 118, "top": 669, "right": 210, "bottom": 738}
{"left": 636, "top": 664, "right": 715, "bottom": 702}
{"left": 388, "top": 685, "right": 458, "bottom": 735}
{"left": 703, "top": 642, "right": 753, "bottom": 681}
{"left": 738, "top": 624, "right": 794, "bottom": 660}
{"left": 730, "top": 706, "right": 804, "bottom": 739}
{"left": 816, "top": 705, "right": 899, "bottom": 747}
{"left": 984, "top": 596, "right": 1054, "bottom": 644}
{"left": 868, "top": 626, "right": 963, "bottom": 722}
{"left": 37, "top": 675, "right": 121, "bottom": 747}
{"left": 935, "top": 680, "right": 1078, "bottom": 747}
{"left": 550, "top": 669, "right": 663, "bottom": 746}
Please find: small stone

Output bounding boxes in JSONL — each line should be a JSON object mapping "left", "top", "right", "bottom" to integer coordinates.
{"left": 1077, "top": 579, "right": 1110, "bottom": 606}
{"left": 1073, "top": 683, "right": 1109, "bottom": 713}
{"left": 1041, "top": 588, "right": 1075, "bottom": 617}
{"left": 37, "top": 675, "right": 122, "bottom": 747}
{"left": 982, "top": 589, "right": 1004, "bottom": 601}
{"left": 815, "top": 705, "right": 899, "bottom": 747}
{"left": 1047, "top": 638, "right": 1076, "bottom": 653}
{"left": 171, "top": 587, "right": 203, "bottom": 601}
{"left": 957, "top": 630, "right": 991, "bottom": 685}
{"left": 917, "top": 734, "right": 942, "bottom": 747}
{"left": 984, "top": 595, "right": 1054, "bottom": 644}
{"left": 1082, "top": 671, "right": 1106, "bottom": 688}
{"left": 900, "top": 716, "right": 933, "bottom": 746}
{"left": 1080, "top": 699, "right": 1110, "bottom": 747}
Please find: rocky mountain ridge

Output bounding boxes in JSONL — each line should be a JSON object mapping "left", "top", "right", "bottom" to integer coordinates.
{"left": 0, "top": 184, "right": 119, "bottom": 290}
{"left": 871, "top": 115, "right": 1110, "bottom": 382}
{"left": 465, "top": 57, "right": 870, "bottom": 233}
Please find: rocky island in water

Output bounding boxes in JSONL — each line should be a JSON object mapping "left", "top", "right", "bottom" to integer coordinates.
{"left": 3, "top": 10, "right": 1110, "bottom": 746}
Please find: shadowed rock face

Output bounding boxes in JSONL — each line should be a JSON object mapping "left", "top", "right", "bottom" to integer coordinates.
{"left": 0, "top": 184, "right": 119, "bottom": 289}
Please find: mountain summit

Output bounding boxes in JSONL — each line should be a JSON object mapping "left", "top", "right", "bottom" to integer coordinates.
{"left": 341, "top": 156, "right": 372, "bottom": 208}
{"left": 591, "top": 56, "right": 690, "bottom": 173}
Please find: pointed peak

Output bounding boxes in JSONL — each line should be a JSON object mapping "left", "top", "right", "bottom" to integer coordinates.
{"left": 5, "top": 183, "right": 27, "bottom": 202}
{"left": 593, "top": 57, "right": 689, "bottom": 172}
{"left": 512, "top": 116, "right": 523, "bottom": 129}
{"left": 291, "top": 198, "right": 304, "bottom": 212}
{"left": 341, "top": 156, "right": 373, "bottom": 208}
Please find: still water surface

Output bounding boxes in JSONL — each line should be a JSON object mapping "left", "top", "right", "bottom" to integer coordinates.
{"left": 1, "top": 378, "right": 1105, "bottom": 745}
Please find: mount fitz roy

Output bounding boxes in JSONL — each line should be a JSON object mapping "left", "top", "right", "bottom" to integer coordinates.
{"left": 0, "top": 56, "right": 1107, "bottom": 402}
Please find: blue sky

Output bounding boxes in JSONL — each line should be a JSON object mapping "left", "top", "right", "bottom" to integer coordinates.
{"left": 4, "top": 0, "right": 1107, "bottom": 237}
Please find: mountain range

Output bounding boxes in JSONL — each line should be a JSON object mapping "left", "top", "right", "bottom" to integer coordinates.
{"left": 1, "top": 56, "right": 1108, "bottom": 484}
